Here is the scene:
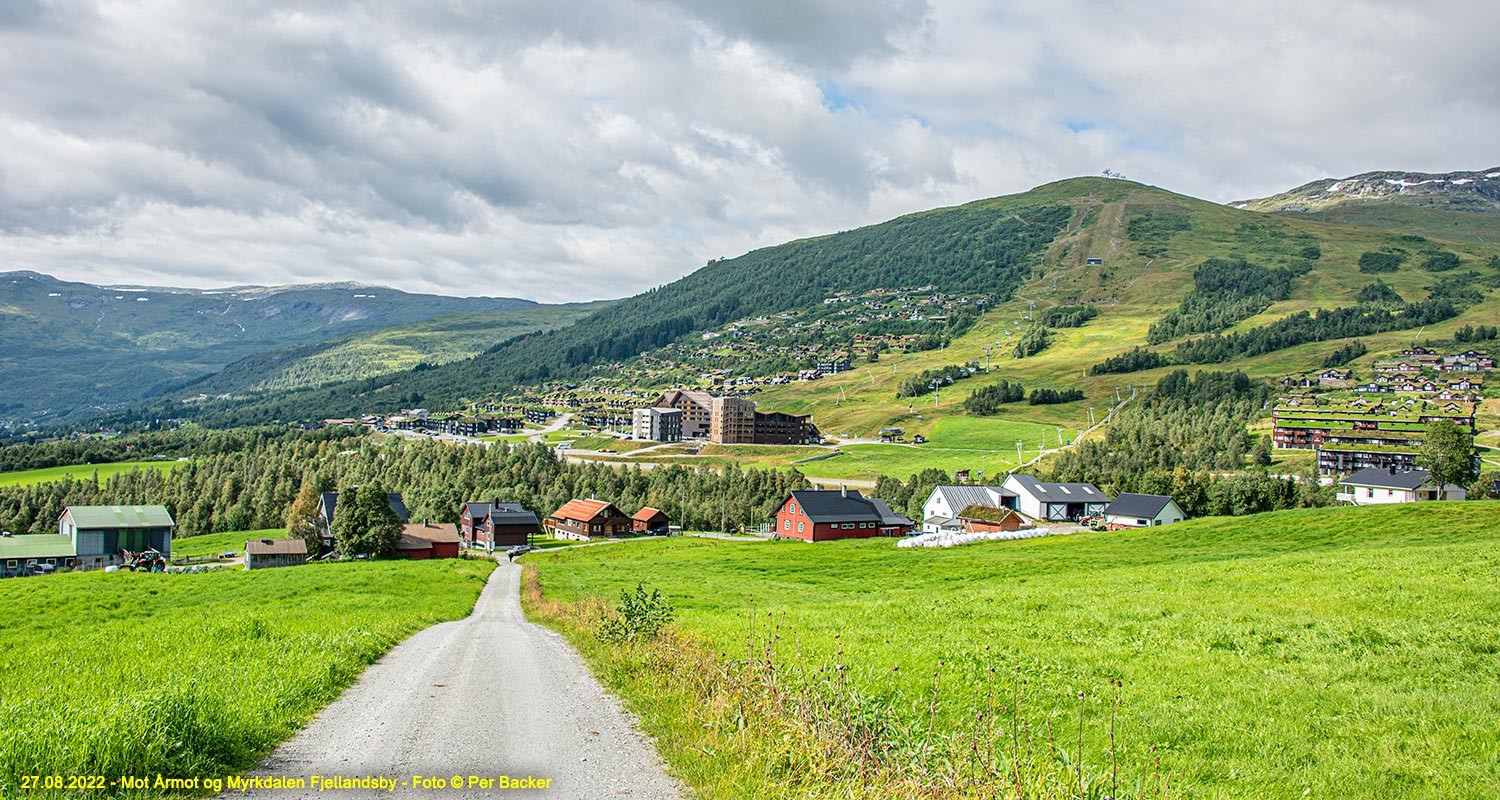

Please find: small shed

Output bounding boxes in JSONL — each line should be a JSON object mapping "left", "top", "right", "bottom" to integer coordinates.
{"left": 1103, "top": 494, "right": 1186, "bottom": 527}
{"left": 244, "top": 538, "right": 308, "bottom": 570}
{"left": 955, "top": 505, "right": 1034, "bottom": 533}
{"left": 632, "top": 507, "right": 670, "bottom": 534}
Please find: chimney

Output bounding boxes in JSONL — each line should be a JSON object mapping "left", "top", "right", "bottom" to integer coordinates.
{"left": 1389, "top": 465, "right": 1397, "bottom": 475}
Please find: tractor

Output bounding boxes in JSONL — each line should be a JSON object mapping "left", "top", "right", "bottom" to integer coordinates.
{"left": 121, "top": 548, "right": 168, "bottom": 573}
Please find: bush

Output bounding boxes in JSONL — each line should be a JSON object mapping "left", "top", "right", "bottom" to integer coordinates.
{"left": 1420, "top": 251, "right": 1461, "bottom": 272}
{"left": 597, "top": 583, "right": 675, "bottom": 643}
{"left": 1358, "top": 251, "right": 1404, "bottom": 273}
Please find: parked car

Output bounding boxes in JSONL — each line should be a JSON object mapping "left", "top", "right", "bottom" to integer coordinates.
{"left": 506, "top": 545, "right": 535, "bottom": 559}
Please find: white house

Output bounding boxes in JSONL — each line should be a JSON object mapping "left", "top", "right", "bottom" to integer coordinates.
{"left": 920, "top": 485, "right": 1018, "bottom": 533}
{"left": 1337, "top": 467, "right": 1467, "bottom": 505}
{"left": 1001, "top": 474, "right": 1110, "bottom": 522}
{"left": 1103, "top": 493, "right": 1187, "bottom": 527}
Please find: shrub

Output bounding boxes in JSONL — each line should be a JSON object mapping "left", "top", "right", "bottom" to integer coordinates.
{"left": 597, "top": 583, "right": 675, "bottom": 643}
{"left": 1358, "top": 251, "right": 1403, "bottom": 273}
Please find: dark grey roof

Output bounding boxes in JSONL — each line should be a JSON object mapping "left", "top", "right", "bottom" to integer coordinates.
{"left": 1340, "top": 467, "right": 1455, "bottom": 491}
{"left": 491, "top": 509, "right": 540, "bottom": 527}
{"left": 1104, "top": 493, "right": 1178, "bottom": 519}
{"left": 787, "top": 489, "right": 888, "bottom": 524}
{"left": 869, "top": 498, "right": 912, "bottom": 527}
{"left": 1007, "top": 474, "right": 1109, "bottom": 502}
{"left": 466, "top": 501, "right": 493, "bottom": 520}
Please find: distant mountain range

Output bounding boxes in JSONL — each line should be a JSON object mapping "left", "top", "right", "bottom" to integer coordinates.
{"left": 1234, "top": 168, "right": 1500, "bottom": 244}
{"left": 0, "top": 272, "right": 601, "bottom": 424}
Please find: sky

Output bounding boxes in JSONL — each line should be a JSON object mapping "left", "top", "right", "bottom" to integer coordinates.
{"left": 1, "top": 1, "right": 1495, "bottom": 302}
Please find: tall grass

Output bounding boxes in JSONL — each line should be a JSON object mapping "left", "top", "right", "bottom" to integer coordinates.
{"left": 525, "top": 502, "right": 1500, "bottom": 799}
{"left": 0, "top": 559, "right": 494, "bottom": 798}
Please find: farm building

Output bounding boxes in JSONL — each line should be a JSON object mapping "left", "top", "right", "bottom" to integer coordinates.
{"left": 1103, "top": 494, "right": 1187, "bottom": 527}
{"left": 1336, "top": 467, "right": 1467, "bottom": 505}
{"left": 318, "top": 491, "right": 409, "bottom": 554}
{"left": 775, "top": 488, "right": 913, "bottom": 542}
{"left": 0, "top": 534, "right": 76, "bottom": 577}
{"left": 244, "top": 538, "right": 307, "bottom": 570}
{"left": 632, "top": 507, "right": 670, "bottom": 534}
{"left": 58, "top": 505, "right": 174, "bottom": 570}
{"left": 954, "top": 505, "right": 1033, "bottom": 533}
{"left": 549, "top": 499, "right": 631, "bottom": 540}
{"left": 396, "top": 523, "right": 462, "bottom": 559}
{"left": 921, "top": 485, "right": 1018, "bottom": 533}
{"left": 460, "top": 500, "right": 540, "bottom": 550}
{"left": 1001, "top": 474, "right": 1110, "bottom": 522}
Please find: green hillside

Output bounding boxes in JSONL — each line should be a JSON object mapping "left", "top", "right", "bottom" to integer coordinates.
{"left": 0, "top": 272, "right": 578, "bottom": 424}
{"left": 182, "top": 304, "right": 607, "bottom": 397}
{"left": 92, "top": 176, "right": 1500, "bottom": 439}
{"left": 525, "top": 501, "right": 1500, "bottom": 799}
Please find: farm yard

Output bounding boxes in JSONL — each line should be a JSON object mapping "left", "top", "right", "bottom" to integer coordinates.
{"left": 524, "top": 501, "right": 1500, "bottom": 800}
{"left": 0, "top": 558, "right": 494, "bottom": 799}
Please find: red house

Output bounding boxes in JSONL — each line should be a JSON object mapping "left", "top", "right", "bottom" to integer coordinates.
{"left": 461, "top": 499, "right": 541, "bottom": 550}
{"left": 632, "top": 507, "right": 670, "bottom": 534}
{"left": 775, "top": 488, "right": 913, "bottom": 542}
{"left": 549, "top": 499, "right": 631, "bottom": 541}
{"left": 396, "top": 522, "right": 461, "bottom": 559}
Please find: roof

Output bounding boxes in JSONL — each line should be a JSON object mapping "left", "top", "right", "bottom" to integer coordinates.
{"left": 785, "top": 489, "right": 897, "bottom": 524}
{"left": 1339, "top": 467, "right": 1460, "bottom": 491}
{"left": 869, "top": 498, "right": 911, "bottom": 527}
{"left": 1005, "top": 474, "right": 1109, "bottom": 502}
{"left": 632, "top": 507, "right": 668, "bottom": 522}
{"left": 551, "top": 498, "right": 622, "bottom": 522}
{"left": 401, "top": 523, "right": 461, "bottom": 544}
{"left": 0, "top": 534, "right": 76, "bottom": 559}
{"left": 931, "top": 485, "right": 1016, "bottom": 510}
{"left": 64, "top": 505, "right": 174, "bottom": 529}
{"left": 321, "top": 492, "right": 408, "bottom": 525}
{"left": 1104, "top": 494, "right": 1179, "bottom": 519}
{"left": 245, "top": 538, "right": 307, "bottom": 556}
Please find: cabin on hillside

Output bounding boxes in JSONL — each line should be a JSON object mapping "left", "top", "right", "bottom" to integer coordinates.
{"left": 1001, "top": 474, "right": 1110, "bottom": 522}
{"left": 1103, "top": 494, "right": 1187, "bottom": 527}
{"left": 245, "top": 538, "right": 307, "bottom": 570}
{"left": 631, "top": 507, "right": 671, "bottom": 535}
{"left": 461, "top": 500, "right": 540, "bottom": 550}
{"left": 774, "top": 488, "right": 912, "bottom": 542}
{"left": 549, "top": 499, "right": 631, "bottom": 541}
{"left": 59, "top": 505, "right": 175, "bottom": 570}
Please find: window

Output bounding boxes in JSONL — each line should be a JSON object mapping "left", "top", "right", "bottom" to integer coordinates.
{"left": 783, "top": 519, "right": 790, "bottom": 531}
{"left": 797, "top": 522, "right": 804, "bottom": 533}
{"left": 789, "top": 503, "right": 796, "bottom": 514}
{"left": 4, "top": 560, "right": 15, "bottom": 568}
{"left": 1367, "top": 488, "right": 1374, "bottom": 498}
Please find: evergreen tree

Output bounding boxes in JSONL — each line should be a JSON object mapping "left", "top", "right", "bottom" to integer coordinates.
{"left": 1418, "top": 420, "right": 1477, "bottom": 498}
{"left": 1251, "top": 434, "right": 1273, "bottom": 467}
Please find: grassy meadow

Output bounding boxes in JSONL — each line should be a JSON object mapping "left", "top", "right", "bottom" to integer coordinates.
{"left": 0, "top": 558, "right": 495, "bottom": 798}
{"left": 525, "top": 502, "right": 1500, "bottom": 799}
{"left": 170, "top": 529, "right": 282, "bottom": 559}
{"left": 0, "top": 461, "right": 179, "bottom": 488}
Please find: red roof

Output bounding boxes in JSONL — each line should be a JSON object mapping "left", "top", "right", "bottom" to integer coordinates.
{"left": 632, "top": 507, "right": 667, "bottom": 522}
{"left": 551, "top": 499, "right": 620, "bottom": 523}
{"left": 400, "top": 522, "right": 460, "bottom": 544}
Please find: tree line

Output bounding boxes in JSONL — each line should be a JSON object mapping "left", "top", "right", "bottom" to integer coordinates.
{"left": 1147, "top": 257, "right": 1304, "bottom": 344}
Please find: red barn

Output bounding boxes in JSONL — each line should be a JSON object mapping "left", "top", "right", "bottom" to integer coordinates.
{"left": 774, "top": 488, "right": 913, "bottom": 542}
{"left": 632, "top": 507, "right": 670, "bottom": 534}
{"left": 549, "top": 499, "right": 631, "bottom": 541}
{"left": 397, "top": 522, "right": 461, "bottom": 560}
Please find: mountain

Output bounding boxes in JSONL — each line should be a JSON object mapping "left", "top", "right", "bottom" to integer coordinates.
{"left": 0, "top": 272, "right": 596, "bottom": 424}
{"left": 70, "top": 176, "right": 1500, "bottom": 433}
{"left": 1234, "top": 167, "right": 1500, "bottom": 242}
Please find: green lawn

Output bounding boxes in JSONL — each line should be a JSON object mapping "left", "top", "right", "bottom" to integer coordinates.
{"left": 526, "top": 502, "right": 1500, "bottom": 799}
{"left": 0, "top": 558, "right": 494, "bottom": 798}
{"left": 171, "top": 529, "right": 282, "bottom": 559}
{"left": 0, "top": 461, "right": 180, "bottom": 488}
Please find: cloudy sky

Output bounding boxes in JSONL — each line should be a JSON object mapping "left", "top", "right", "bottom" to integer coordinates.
{"left": 1, "top": 1, "right": 1494, "bottom": 302}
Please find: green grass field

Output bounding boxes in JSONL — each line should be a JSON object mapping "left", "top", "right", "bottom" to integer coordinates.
{"left": 526, "top": 502, "right": 1500, "bottom": 799}
{"left": 0, "top": 559, "right": 494, "bottom": 798}
{"left": 0, "top": 461, "right": 179, "bottom": 488}
{"left": 170, "top": 529, "right": 282, "bottom": 559}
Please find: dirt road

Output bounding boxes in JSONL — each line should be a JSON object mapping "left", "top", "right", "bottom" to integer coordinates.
{"left": 223, "top": 562, "right": 682, "bottom": 799}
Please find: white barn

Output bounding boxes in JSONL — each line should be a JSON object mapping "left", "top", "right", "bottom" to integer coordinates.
{"left": 1001, "top": 474, "right": 1110, "bottom": 522}
{"left": 920, "top": 485, "right": 1018, "bottom": 533}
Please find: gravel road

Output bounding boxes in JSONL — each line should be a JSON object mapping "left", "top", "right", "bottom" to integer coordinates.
{"left": 222, "top": 561, "right": 684, "bottom": 799}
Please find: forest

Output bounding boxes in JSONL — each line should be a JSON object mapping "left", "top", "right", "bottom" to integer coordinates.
{"left": 1011, "top": 324, "right": 1050, "bottom": 358}
{"left": 1087, "top": 346, "right": 1172, "bottom": 375}
{"left": 962, "top": 380, "right": 1026, "bottom": 414}
{"left": 1146, "top": 257, "right": 1305, "bottom": 344}
{"left": 896, "top": 363, "right": 978, "bottom": 399}
{"left": 1038, "top": 304, "right": 1098, "bottom": 328}
{"left": 0, "top": 437, "right": 807, "bottom": 538}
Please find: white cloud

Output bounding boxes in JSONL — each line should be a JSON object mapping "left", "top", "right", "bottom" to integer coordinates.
{"left": 0, "top": 0, "right": 1494, "bottom": 301}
